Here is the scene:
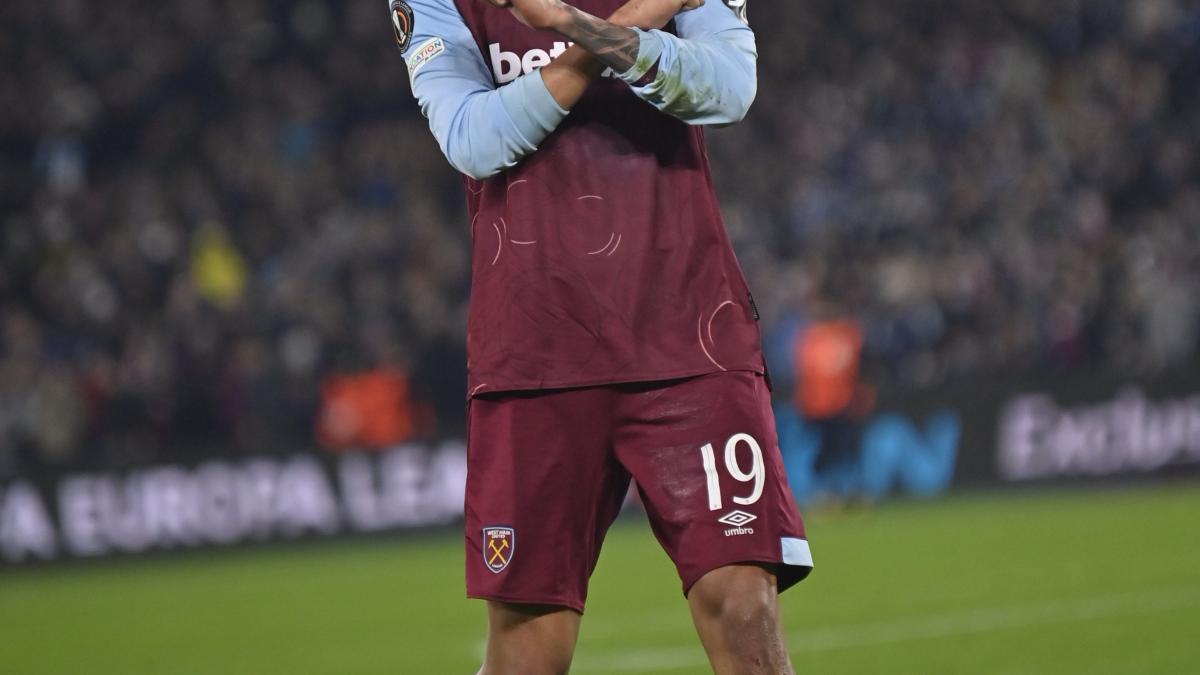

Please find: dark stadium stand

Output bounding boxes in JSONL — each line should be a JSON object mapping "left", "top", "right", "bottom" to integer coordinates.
{"left": 1, "top": 0, "right": 1197, "bottom": 472}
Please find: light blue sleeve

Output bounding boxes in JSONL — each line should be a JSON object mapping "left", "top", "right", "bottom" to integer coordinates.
{"left": 616, "top": 1, "right": 758, "bottom": 126}
{"left": 400, "top": 0, "right": 568, "bottom": 179}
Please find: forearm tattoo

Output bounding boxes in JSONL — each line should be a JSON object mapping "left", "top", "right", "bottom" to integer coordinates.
{"left": 557, "top": 5, "right": 641, "bottom": 73}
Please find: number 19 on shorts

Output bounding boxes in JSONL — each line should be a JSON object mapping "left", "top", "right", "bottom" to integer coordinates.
{"left": 700, "top": 433, "right": 765, "bottom": 511}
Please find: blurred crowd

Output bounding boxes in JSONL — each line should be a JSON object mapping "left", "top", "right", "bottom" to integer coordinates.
{"left": 741, "top": 1, "right": 1200, "bottom": 397}
{"left": 2, "top": 0, "right": 1198, "bottom": 472}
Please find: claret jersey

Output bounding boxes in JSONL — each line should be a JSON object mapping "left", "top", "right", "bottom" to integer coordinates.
{"left": 398, "top": 0, "right": 764, "bottom": 395}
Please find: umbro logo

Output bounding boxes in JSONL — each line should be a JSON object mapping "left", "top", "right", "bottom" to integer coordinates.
{"left": 717, "top": 510, "right": 757, "bottom": 527}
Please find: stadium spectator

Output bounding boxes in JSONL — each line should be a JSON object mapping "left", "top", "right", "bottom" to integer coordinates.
{"left": 316, "top": 367, "right": 426, "bottom": 451}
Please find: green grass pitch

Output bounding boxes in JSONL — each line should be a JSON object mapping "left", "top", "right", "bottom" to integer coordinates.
{"left": 3, "top": 484, "right": 1199, "bottom": 674}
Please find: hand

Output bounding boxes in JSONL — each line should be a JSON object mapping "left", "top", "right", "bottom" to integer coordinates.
{"left": 480, "top": 0, "right": 572, "bottom": 31}
{"left": 610, "top": 0, "right": 704, "bottom": 30}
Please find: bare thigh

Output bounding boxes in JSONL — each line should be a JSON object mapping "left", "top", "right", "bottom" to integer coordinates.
{"left": 479, "top": 601, "right": 581, "bottom": 675}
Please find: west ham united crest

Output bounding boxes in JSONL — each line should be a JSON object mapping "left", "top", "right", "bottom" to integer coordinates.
{"left": 483, "top": 527, "right": 515, "bottom": 573}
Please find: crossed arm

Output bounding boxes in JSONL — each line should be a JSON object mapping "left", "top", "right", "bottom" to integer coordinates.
{"left": 516, "top": 0, "right": 695, "bottom": 110}
{"left": 487, "top": 0, "right": 701, "bottom": 74}
{"left": 402, "top": 0, "right": 756, "bottom": 179}
{"left": 554, "top": 6, "right": 646, "bottom": 73}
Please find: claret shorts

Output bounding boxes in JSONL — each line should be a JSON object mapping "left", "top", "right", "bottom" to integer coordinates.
{"left": 464, "top": 370, "right": 812, "bottom": 613}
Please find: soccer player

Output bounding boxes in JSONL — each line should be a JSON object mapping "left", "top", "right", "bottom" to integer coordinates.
{"left": 391, "top": 0, "right": 812, "bottom": 671}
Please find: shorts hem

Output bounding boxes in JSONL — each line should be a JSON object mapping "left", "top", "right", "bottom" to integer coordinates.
{"left": 467, "top": 591, "right": 586, "bottom": 615}
{"left": 681, "top": 556, "right": 813, "bottom": 597}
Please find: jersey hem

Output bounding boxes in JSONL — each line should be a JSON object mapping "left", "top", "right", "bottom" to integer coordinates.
{"left": 466, "top": 364, "right": 765, "bottom": 399}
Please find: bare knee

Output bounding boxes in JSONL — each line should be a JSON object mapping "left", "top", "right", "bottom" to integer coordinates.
{"left": 689, "top": 565, "right": 793, "bottom": 674}
{"left": 480, "top": 602, "right": 579, "bottom": 675}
